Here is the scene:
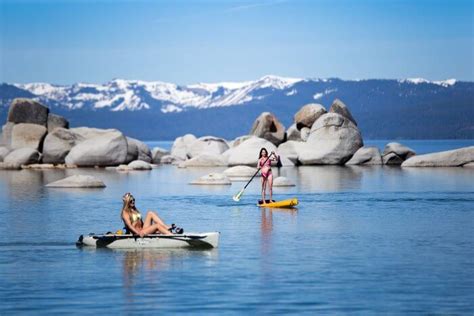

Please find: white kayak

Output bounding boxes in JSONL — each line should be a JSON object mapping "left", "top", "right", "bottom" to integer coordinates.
{"left": 77, "top": 232, "right": 219, "bottom": 249}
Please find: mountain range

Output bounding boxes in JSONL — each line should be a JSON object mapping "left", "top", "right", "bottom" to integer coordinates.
{"left": 1, "top": 75, "right": 473, "bottom": 140}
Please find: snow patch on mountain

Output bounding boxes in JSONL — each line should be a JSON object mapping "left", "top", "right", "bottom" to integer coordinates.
{"left": 313, "top": 88, "right": 337, "bottom": 100}
{"left": 399, "top": 78, "right": 457, "bottom": 87}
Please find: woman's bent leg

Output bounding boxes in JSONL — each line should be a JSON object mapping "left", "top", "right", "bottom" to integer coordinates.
{"left": 145, "top": 211, "right": 170, "bottom": 230}
{"left": 141, "top": 223, "right": 172, "bottom": 236}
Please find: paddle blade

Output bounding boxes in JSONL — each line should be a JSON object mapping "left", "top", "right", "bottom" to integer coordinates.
{"left": 233, "top": 189, "right": 244, "bottom": 202}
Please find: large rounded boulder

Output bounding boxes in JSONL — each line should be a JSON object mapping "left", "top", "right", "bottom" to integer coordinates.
{"left": 329, "top": 99, "right": 357, "bottom": 126}
{"left": 4, "top": 148, "right": 41, "bottom": 166}
{"left": 65, "top": 130, "right": 128, "bottom": 167}
{"left": 47, "top": 113, "right": 69, "bottom": 132}
{"left": 188, "top": 136, "right": 229, "bottom": 158}
{"left": 171, "top": 134, "right": 197, "bottom": 160}
{"left": 278, "top": 141, "right": 305, "bottom": 165}
{"left": 294, "top": 103, "right": 326, "bottom": 130}
{"left": 11, "top": 123, "right": 48, "bottom": 150}
{"left": 151, "top": 147, "right": 170, "bottom": 164}
{"left": 42, "top": 128, "right": 78, "bottom": 164}
{"left": 225, "top": 136, "right": 277, "bottom": 166}
{"left": 7, "top": 98, "right": 49, "bottom": 126}
{"left": 249, "top": 112, "right": 285, "bottom": 146}
{"left": 346, "top": 146, "right": 382, "bottom": 165}
{"left": 382, "top": 142, "right": 416, "bottom": 165}
{"left": 125, "top": 137, "right": 152, "bottom": 163}
{"left": 298, "top": 113, "right": 363, "bottom": 165}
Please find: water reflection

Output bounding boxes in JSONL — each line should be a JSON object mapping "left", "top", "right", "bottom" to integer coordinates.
{"left": 119, "top": 248, "right": 218, "bottom": 303}
{"left": 295, "top": 166, "right": 364, "bottom": 191}
{"left": 260, "top": 207, "right": 297, "bottom": 255}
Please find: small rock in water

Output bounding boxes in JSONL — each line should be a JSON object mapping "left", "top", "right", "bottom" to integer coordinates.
{"left": 21, "top": 164, "right": 56, "bottom": 169}
{"left": 190, "top": 173, "right": 232, "bottom": 185}
{"left": 273, "top": 176, "right": 295, "bottom": 187}
{"left": 46, "top": 175, "right": 106, "bottom": 188}
{"left": 128, "top": 160, "right": 152, "bottom": 170}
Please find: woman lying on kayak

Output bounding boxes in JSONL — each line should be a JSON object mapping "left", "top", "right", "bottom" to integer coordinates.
{"left": 258, "top": 147, "right": 279, "bottom": 203}
{"left": 121, "top": 193, "right": 183, "bottom": 237}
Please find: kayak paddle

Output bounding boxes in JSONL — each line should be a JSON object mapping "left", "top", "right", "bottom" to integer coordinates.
{"left": 232, "top": 154, "right": 273, "bottom": 202}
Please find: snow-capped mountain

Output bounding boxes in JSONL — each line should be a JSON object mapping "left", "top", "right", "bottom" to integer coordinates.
{"left": 11, "top": 75, "right": 305, "bottom": 113}
{"left": 1, "top": 76, "right": 472, "bottom": 140}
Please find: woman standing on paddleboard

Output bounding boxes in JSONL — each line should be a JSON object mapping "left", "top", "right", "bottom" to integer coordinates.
{"left": 121, "top": 193, "right": 183, "bottom": 237}
{"left": 258, "top": 148, "right": 279, "bottom": 204}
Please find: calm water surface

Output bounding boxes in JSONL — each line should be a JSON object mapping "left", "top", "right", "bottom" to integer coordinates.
{"left": 0, "top": 141, "right": 473, "bottom": 314}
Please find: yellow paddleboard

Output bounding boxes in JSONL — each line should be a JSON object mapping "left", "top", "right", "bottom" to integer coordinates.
{"left": 257, "top": 198, "right": 298, "bottom": 208}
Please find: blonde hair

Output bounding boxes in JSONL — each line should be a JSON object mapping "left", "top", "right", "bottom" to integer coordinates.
{"left": 121, "top": 192, "right": 136, "bottom": 219}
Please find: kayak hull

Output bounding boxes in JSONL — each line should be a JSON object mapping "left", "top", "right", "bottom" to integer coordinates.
{"left": 257, "top": 198, "right": 298, "bottom": 208}
{"left": 77, "top": 232, "right": 219, "bottom": 249}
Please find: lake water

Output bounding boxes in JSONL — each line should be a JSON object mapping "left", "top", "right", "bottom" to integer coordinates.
{"left": 0, "top": 141, "right": 473, "bottom": 314}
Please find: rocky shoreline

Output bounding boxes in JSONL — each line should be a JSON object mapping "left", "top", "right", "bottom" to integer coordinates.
{"left": 1, "top": 98, "right": 473, "bottom": 176}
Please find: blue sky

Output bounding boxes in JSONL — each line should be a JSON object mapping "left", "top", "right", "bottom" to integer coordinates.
{"left": 0, "top": 0, "right": 473, "bottom": 84}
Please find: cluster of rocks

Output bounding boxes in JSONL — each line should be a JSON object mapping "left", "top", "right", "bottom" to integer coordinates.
{"left": 168, "top": 99, "right": 473, "bottom": 172}
{"left": 1, "top": 97, "right": 472, "bottom": 175}
{"left": 0, "top": 98, "right": 169, "bottom": 170}
{"left": 165, "top": 99, "right": 409, "bottom": 168}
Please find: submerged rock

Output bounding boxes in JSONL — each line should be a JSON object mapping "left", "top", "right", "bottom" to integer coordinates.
{"left": 402, "top": 146, "right": 474, "bottom": 167}
{"left": 190, "top": 173, "right": 232, "bottom": 185}
{"left": 273, "top": 176, "right": 296, "bottom": 187}
{"left": 46, "top": 175, "right": 106, "bottom": 188}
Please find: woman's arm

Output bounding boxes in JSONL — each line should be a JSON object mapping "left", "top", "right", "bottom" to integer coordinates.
{"left": 122, "top": 212, "right": 141, "bottom": 235}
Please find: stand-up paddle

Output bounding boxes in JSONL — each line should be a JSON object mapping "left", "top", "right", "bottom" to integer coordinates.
{"left": 232, "top": 154, "right": 273, "bottom": 202}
